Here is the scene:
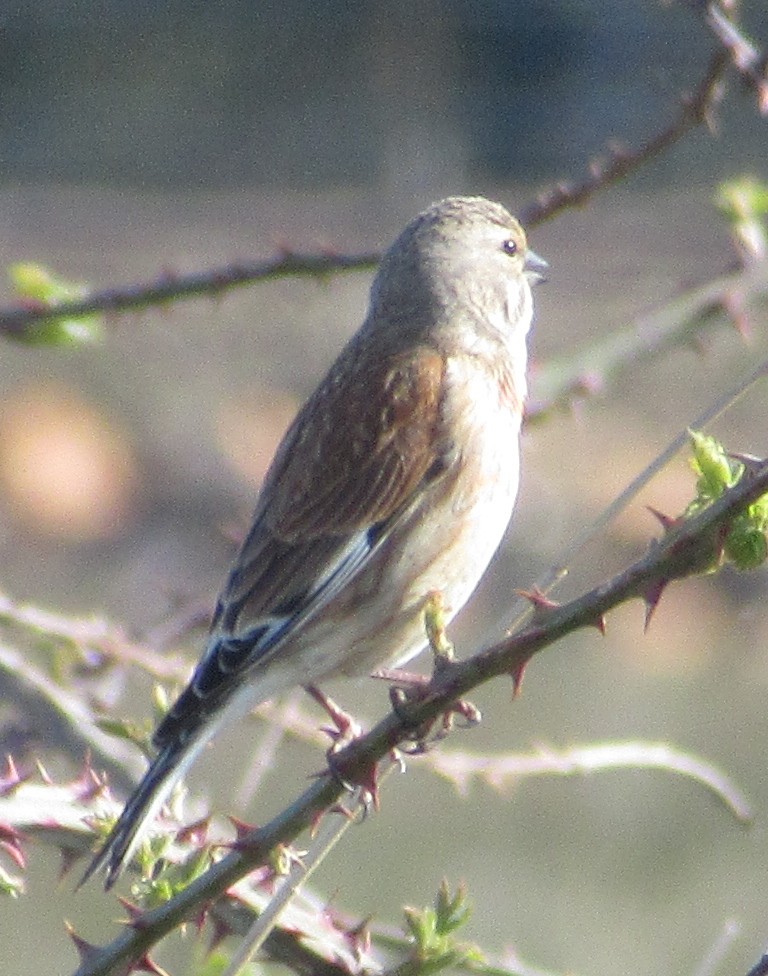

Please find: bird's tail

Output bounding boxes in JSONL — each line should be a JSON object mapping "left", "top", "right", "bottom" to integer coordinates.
{"left": 79, "top": 733, "right": 202, "bottom": 890}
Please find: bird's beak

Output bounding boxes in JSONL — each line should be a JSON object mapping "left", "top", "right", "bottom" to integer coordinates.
{"left": 524, "top": 249, "right": 548, "bottom": 284}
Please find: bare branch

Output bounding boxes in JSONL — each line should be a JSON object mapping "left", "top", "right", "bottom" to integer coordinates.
{"left": 0, "top": 7, "right": 757, "bottom": 339}
{"left": 0, "top": 644, "right": 144, "bottom": 793}
{"left": 0, "top": 589, "right": 190, "bottom": 682}
{"left": 529, "top": 258, "right": 768, "bottom": 415}
{"left": 520, "top": 50, "right": 728, "bottom": 226}
{"left": 704, "top": 1, "right": 768, "bottom": 113}
{"left": 428, "top": 741, "right": 752, "bottom": 822}
{"left": 0, "top": 250, "right": 379, "bottom": 340}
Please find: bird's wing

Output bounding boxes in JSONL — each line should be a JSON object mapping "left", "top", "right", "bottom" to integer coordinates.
{"left": 154, "top": 343, "right": 448, "bottom": 745}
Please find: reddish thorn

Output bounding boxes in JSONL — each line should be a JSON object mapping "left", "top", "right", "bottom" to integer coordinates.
{"left": 0, "top": 756, "right": 30, "bottom": 797}
{"left": 647, "top": 507, "right": 680, "bottom": 532}
{"left": 451, "top": 699, "right": 482, "bottom": 726}
{"left": 227, "top": 816, "right": 257, "bottom": 845}
{"left": 175, "top": 816, "right": 210, "bottom": 847}
{"left": 306, "top": 686, "right": 361, "bottom": 739}
{"left": 0, "top": 821, "right": 27, "bottom": 867}
{"left": 64, "top": 922, "right": 99, "bottom": 965}
{"left": 117, "top": 897, "right": 146, "bottom": 927}
{"left": 643, "top": 580, "right": 668, "bottom": 631}
{"left": 134, "top": 951, "right": 171, "bottom": 976}
{"left": 343, "top": 916, "right": 373, "bottom": 960}
{"left": 71, "top": 757, "right": 107, "bottom": 802}
{"left": 320, "top": 724, "right": 345, "bottom": 745}
{"left": 193, "top": 901, "right": 211, "bottom": 934}
{"left": 329, "top": 802, "right": 358, "bottom": 822}
{"left": 516, "top": 587, "right": 558, "bottom": 610}
{"left": 0, "top": 821, "right": 25, "bottom": 841}
{"left": 0, "top": 836, "right": 26, "bottom": 870}
{"left": 597, "top": 614, "right": 607, "bottom": 635}
{"left": 309, "top": 808, "right": 326, "bottom": 837}
{"left": 343, "top": 762, "right": 381, "bottom": 811}
{"left": 591, "top": 613, "right": 607, "bottom": 635}
{"left": 234, "top": 865, "right": 273, "bottom": 893}
{"left": 722, "top": 292, "right": 752, "bottom": 340}
{"left": 0, "top": 842, "right": 25, "bottom": 870}
{"left": 510, "top": 661, "right": 528, "bottom": 697}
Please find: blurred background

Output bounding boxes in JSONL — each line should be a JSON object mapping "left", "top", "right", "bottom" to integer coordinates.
{"left": 1, "top": 2, "right": 768, "bottom": 975}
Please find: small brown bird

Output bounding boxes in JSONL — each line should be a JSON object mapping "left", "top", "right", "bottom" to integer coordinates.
{"left": 83, "top": 196, "right": 546, "bottom": 888}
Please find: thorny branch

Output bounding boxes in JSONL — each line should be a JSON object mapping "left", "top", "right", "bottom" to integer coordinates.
{"left": 0, "top": 251, "right": 381, "bottom": 340}
{"left": 703, "top": 1, "right": 768, "bottom": 113}
{"left": 67, "top": 457, "right": 768, "bottom": 976}
{"left": 518, "top": 48, "right": 727, "bottom": 226}
{"left": 0, "top": 0, "right": 763, "bottom": 338}
{"left": 0, "top": 3, "right": 762, "bottom": 972}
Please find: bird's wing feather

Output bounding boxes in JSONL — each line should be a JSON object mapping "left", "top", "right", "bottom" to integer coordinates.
{"left": 154, "top": 343, "right": 447, "bottom": 746}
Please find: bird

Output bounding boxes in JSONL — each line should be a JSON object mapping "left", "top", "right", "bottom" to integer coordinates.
{"left": 82, "top": 195, "right": 547, "bottom": 889}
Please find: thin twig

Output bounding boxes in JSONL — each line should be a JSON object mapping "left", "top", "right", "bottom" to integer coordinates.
{"left": 0, "top": 643, "right": 144, "bottom": 793}
{"left": 428, "top": 741, "right": 752, "bottom": 822}
{"left": 519, "top": 49, "right": 728, "bottom": 227}
{"left": 0, "top": 251, "right": 380, "bottom": 338}
{"left": 529, "top": 259, "right": 768, "bottom": 414}
{"left": 703, "top": 1, "right": 768, "bottom": 113}
{"left": 517, "top": 345, "right": 768, "bottom": 622}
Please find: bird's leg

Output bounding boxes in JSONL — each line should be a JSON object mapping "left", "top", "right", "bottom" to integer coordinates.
{"left": 304, "top": 684, "right": 383, "bottom": 807}
{"left": 304, "top": 684, "right": 363, "bottom": 749}
{"left": 373, "top": 591, "right": 481, "bottom": 748}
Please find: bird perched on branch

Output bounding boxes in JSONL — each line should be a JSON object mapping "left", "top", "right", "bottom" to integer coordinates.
{"left": 83, "top": 195, "right": 547, "bottom": 889}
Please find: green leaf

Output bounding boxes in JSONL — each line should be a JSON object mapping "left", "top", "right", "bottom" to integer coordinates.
{"left": 725, "top": 520, "right": 768, "bottom": 570}
{"left": 0, "top": 864, "right": 24, "bottom": 897}
{"left": 8, "top": 262, "right": 102, "bottom": 345}
{"left": 193, "top": 951, "right": 260, "bottom": 976}
{"left": 716, "top": 177, "right": 768, "bottom": 261}
{"left": 685, "top": 431, "right": 768, "bottom": 572}
{"left": 94, "top": 716, "right": 154, "bottom": 757}
{"left": 688, "top": 430, "right": 743, "bottom": 504}
{"left": 717, "top": 176, "right": 768, "bottom": 220}
{"left": 402, "top": 881, "right": 484, "bottom": 976}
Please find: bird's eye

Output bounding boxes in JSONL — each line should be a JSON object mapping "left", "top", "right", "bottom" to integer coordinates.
{"left": 502, "top": 239, "right": 518, "bottom": 256}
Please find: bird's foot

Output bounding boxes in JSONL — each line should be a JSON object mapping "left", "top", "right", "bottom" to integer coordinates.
{"left": 372, "top": 666, "right": 481, "bottom": 752}
{"left": 304, "top": 684, "right": 364, "bottom": 751}
{"left": 304, "top": 684, "right": 382, "bottom": 806}
{"left": 368, "top": 590, "right": 481, "bottom": 750}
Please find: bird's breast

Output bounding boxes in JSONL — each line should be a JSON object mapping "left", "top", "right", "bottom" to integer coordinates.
{"left": 286, "top": 350, "right": 526, "bottom": 680}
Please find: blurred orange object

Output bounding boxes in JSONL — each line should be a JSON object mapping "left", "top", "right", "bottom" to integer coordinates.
{"left": 0, "top": 381, "right": 140, "bottom": 540}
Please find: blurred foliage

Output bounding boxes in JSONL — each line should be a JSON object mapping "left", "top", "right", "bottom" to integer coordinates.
{"left": 8, "top": 263, "right": 102, "bottom": 346}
